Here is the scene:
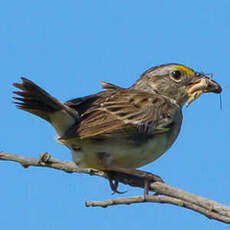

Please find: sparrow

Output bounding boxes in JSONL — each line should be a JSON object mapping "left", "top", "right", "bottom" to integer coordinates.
{"left": 13, "top": 63, "right": 222, "bottom": 194}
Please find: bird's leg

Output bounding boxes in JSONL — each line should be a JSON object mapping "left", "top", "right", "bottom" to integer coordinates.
{"left": 96, "top": 152, "right": 163, "bottom": 194}
{"left": 107, "top": 176, "right": 126, "bottom": 194}
{"left": 106, "top": 167, "right": 164, "bottom": 195}
{"left": 96, "top": 152, "right": 126, "bottom": 194}
{"left": 144, "top": 180, "right": 150, "bottom": 196}
{"left": 108, "top": 177, "right": 118, "bottom": 193}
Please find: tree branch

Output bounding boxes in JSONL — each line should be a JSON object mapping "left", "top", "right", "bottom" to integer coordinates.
{"left": 1, "top": 151, "right": 230, "bottom": 224}
{"left": 85, "top": 195, "right": 230, "bottom": 223}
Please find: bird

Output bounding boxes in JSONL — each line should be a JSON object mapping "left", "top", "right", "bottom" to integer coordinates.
{"left": 13, "top": 63, "right": 222, "bottom": 194}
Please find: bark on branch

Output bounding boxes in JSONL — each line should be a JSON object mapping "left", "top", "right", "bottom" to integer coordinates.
{"left": 0, "top": 151, "right": 230, "bottom": 224}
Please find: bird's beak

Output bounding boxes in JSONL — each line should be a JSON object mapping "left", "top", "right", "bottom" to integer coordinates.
{"left": 186, "top": 74, "right": 222, "bottom": 107}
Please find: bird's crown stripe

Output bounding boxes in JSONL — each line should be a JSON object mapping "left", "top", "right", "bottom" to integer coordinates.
{"left": 176, "top": 65, "right": 195, "bottom": 76}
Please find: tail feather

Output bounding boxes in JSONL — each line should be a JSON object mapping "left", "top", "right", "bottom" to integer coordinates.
{"left": 13, "top": 78, "right": 79, "bottom": 136}
{"left": 13, "top": 77, "right": 66, "bottom": 121}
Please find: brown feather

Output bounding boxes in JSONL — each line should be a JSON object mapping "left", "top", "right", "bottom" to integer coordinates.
{"left": 61, "top": 88, "right": 178, "bottom": 140}
{"left": 13, "top": 77, "right": 78, "bottom": 122}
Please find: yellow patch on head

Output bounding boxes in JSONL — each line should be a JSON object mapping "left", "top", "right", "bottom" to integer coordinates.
{"left": 175, "top": 65, "right": 195, "bottom": 76}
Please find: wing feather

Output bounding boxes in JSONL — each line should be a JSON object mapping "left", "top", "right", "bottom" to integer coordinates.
{"left": 61, "top": 87, "right": 178, "bottom": 139}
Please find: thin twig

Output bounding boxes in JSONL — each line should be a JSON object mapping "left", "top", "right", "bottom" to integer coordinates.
{"left": 0, "top": 151, "right": 230, "bottom": 224}
{"left": 86, "top": 195, "right": 230, "bottom": 223}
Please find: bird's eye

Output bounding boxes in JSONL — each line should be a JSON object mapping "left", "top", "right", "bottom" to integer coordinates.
{"left": 170, "top": 70, "right": 182, "bottom": 82}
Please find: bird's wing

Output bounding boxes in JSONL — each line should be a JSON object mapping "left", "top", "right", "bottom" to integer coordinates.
{"left": 62, "top": 86, "right": 179, "bottom": 139}
{"left": 64, "top": 81, "right": 123, "bottom": 114}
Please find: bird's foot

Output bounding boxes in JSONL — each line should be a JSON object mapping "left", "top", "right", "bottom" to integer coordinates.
{"left": 105, "top": 167, "right": 164, "bottom": 195}
{"left": 108, "top": 176, "right": 126, "bottom": 194}
{"left": 133, "top": 170, "right": 164, "bottom": 195}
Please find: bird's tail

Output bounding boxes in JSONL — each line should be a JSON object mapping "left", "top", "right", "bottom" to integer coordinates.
{"left": 13, "top": 77, "right": 78, "bottom": 136}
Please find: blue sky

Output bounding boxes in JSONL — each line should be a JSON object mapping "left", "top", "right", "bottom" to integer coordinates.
{"left": 1, "top": 0, "right": 230, "bottom": 229}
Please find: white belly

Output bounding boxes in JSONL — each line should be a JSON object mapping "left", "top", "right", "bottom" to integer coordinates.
{"left": 62, "top": 133, "right": 171, "bottom": 169}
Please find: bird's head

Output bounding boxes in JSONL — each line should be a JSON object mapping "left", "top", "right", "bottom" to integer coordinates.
{"left": 131, "top": 63, "right": 222, "bottom": 107}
